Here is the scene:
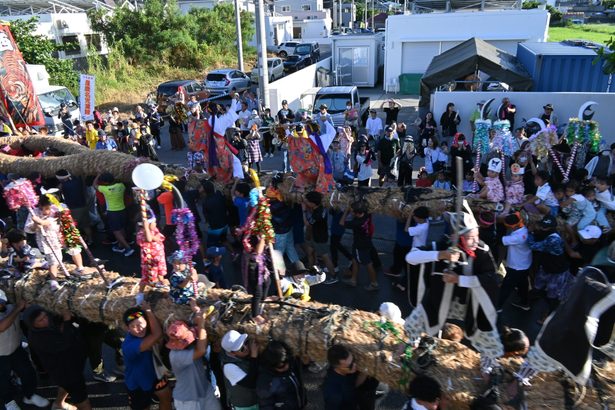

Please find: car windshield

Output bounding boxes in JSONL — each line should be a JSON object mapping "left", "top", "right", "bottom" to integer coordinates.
{"left": 295, "top": 45, "right": 311, "bottom": 55}
{"left": 313, "top": 94, "right": 349, "bottom": 114}
{"left": 207, "top": 73, "right": 227, "bottom": 82}
{"left": 38, "top": 88, "right": 74, "bottom": 113}
{"left": 157, "top": 84, "right": 180, "bottom": 96}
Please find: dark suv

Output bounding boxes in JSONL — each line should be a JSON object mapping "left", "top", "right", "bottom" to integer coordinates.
{"left": 293, "top": 42, "right": 320, "bottom": 64}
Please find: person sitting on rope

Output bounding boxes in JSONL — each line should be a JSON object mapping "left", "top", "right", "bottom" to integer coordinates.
{"left": 404, "top": 201, "right": 503, "bottom": 376}
{"left": 279, "top": 261, "right": 326, "bottom": 302}
{"left": 5, "top": 228, "right": 36, "bottom": 277}
{"left": 168, "top": 250, "right": 198, "bottom": 305}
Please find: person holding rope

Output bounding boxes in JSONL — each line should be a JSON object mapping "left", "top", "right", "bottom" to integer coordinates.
{"left": 404, "top": 201, "right": 503, "bottom": 377}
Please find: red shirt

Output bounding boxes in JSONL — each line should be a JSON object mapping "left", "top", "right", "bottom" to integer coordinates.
{"left": 416, "top": 178, "right": 433, "bottom": 188}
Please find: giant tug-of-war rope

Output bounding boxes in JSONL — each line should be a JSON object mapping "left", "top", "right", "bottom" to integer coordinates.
{"left": 0, "top": 117, "right": 614, "bottom": 408}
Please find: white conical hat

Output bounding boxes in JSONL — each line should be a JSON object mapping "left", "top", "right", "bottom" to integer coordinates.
{"left": 445, "top": 200, "right": 478, "bottom": 235}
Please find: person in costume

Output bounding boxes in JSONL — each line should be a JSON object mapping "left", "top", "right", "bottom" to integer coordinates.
{"left": 279, "top": 261, "right": 326, "bottom": 302}
{"left": 286, "top": 120, "right": 336, "bottom": 193}
{"left": 404, "top": 201, "right": 503, "bottom": 375}
{"left": 135, "top": 207, "right": 167, "bottom": 304}
{"left": 513, "top": 242, "right": 615, "bottom": 394}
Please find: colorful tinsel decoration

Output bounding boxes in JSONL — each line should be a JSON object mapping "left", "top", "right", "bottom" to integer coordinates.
{"left": 566, "top": 118, "right": 603, "bottom": 167}
{"left": 172, "top": 208, "right": 200, "bottom": 263}
{"left": 528, "top": 125, "right": 558, "bottom": 160}
{"left": 45, "top": 193, "right": 82, "bottom": 249}
{"left": 491, "top": 120, "right": 515, "bottom": 157}
{"left": 473, "top": 120, "right": 491, "bottom": 156}
{"left": 3, "top": 178, "right": 39, "bottom": 210}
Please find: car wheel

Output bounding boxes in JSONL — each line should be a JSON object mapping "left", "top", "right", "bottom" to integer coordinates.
{"left": 278, "top": 51, "right": 287, "bottom": 58}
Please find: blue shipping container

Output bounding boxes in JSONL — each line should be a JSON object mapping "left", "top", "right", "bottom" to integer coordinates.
{"left": 517, "top": 42, "right": 613, "bottom": 93}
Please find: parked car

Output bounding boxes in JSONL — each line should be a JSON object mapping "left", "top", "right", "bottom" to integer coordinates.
{"left": 283, "top": 54, "right": 310, "bottom": 73}
{"left": 332, "top": 27, "right": 352, "bottom": 35}
{"left": 205, "top": 69, "right": 251, "bottom": 95}
{"left": 293, "top": 42, "right": 320, "bottom": 64}
{"left": 312, "top": 86, "right": 370, "bottom": 127}
{"left": 276, "top": 41, "right": 300, "bottom": 58}
{"left": 250, "top": 58, "right": 285, "bottom": 83}
{"left": 156, "top": 79, "right": 209, "bottom": 112}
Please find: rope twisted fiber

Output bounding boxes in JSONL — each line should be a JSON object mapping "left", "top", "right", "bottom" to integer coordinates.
{"left": 1, "top": 266, "right": 614, "bottom": 408}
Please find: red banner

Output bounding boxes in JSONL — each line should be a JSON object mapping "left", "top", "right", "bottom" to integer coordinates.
{"left": 0, "top": 25, "right": 44, "bottom": 127}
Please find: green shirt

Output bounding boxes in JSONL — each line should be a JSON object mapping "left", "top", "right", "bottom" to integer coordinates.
{"left": 97, "top": 183, "right": 126, "bottom": 211}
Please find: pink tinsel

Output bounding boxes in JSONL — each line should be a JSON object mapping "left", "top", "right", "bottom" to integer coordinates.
{"left": 3, "top": 178, "right": 39, "bottom": 210}
{"left": 171, "top": 208, "right": 200, "bottom": 262}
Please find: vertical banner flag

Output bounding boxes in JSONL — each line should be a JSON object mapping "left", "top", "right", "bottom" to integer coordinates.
{"left": 79, "top": 74, "right": 95, "bottom": 121}
{"left": 0, "top": 24, "right": 44, "bottom": 127}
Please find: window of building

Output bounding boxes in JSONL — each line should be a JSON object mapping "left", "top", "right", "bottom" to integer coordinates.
{"left": 301, "top": 4, "right": 311, "bottom": 10}
{"left": 281, "top": 5, "right": 291, "bottom": 12}
{"left": 85, "top": 33, "right": 102, "bottom": 52}
{"left": 61, "top": 35, "right": 81, "bottom": 56}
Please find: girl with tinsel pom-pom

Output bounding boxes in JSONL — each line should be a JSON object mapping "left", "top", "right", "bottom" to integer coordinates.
{"left": 135, "top": 207, "right": 168, "bottom": 304}
{"left": 24, "top": 195, "right": 64, "bottom": 291}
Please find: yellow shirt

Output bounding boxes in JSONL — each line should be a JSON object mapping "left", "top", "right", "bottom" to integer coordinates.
{"left": 86, "top": 129, "right": 98, "bottom": 150}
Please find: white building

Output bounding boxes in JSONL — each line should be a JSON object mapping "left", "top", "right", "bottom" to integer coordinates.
{"left": 383, "top": 9, "right": 550, "bottom": 90}
{"left": 273, "top": 0, "right": 331, "bottom": 37}
{"left": 0, "top": 0, "right": 110, "bottom": 63}
{"left": 248, "top": 15, "right": 294, "bottom": 49}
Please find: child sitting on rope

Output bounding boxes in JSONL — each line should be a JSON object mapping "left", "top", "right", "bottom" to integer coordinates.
{"left": 475, "top": 158, "right": 504, "bottom": 203}
{"left": 279, "top": 261, "right": 326, "bottom": 302}
{"left": 4, "top": 229, "right": 37, "bottom": 277}
{"left": 168, "top": 250, "right": 198, "bottom": 305}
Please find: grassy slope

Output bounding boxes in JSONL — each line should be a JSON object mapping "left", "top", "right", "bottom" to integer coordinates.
{"left": 548, "top": 23, "right": 615, "bottom": 44}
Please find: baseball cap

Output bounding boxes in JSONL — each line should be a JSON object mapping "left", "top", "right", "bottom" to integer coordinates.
{"left": 578, "top": 225, "right": 602, "bottom": 240}
{"left": 206, "top": 246, "right": 226, "bottom": 257}
{"left": 221, "top": 330, "right": 248, "bottom": 353}
{"left": 385, "top": 126, "right": 393, "bottom": 132}
{"left": 281, "top": 99, "right": 288, "bottom": 105}
{"left": 379, "top": 302, "right": 404, "bottom": 325}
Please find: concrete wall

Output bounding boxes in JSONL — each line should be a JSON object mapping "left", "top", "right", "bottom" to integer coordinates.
{"left": 384, "top": 9, "right": 549, "bottom": 89}
{"left": 267, "top": 57, "right": 332, "bottom": 113}
{"left": 431, "top": 91, "right": 615, "bottom": 145}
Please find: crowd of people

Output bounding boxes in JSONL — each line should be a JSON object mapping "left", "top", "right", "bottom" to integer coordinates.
{"left": 0, "top": 91, "right": 614, "bottom": 410}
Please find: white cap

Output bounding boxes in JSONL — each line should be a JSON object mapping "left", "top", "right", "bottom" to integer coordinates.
{"left": 221, "top": 330, "right": 248, "bottom": 353}
{"left": 379, "top": 302, "right": 404, "bottom": 325}
{"left": 578, "top": 225, "right": 602, "bottom": 240}
{"left": 488, "top": 158, "right": 502, "bottom": 174}
{"left": 251, "top": 109, "right": 259, "bottom": 116}
{"left": 0, "top": 289, "right": 6, "bottom": 304}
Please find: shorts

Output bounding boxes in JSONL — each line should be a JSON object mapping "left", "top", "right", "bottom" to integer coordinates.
{"left": 59, "top": 378, "right": 88, "bottom": 404}
{"left": 107, "top": 210, "right": 127, "bottom": 232}
{"left": 45, "top": 253, "right": 59, "bottom": 267}
{"left": 309, "top": 240, "right": 330, "bottom": 256}
{"left": 66, "top": 247, "right": 82, "bottom": 256}
{"left": 70, "top": 206, "right": 91, "bottom": 230}
{"left": 353, "top": 247, "right": 372, "bottom": 265}
{"left": 127, "top": 389, "right": 155, "bottom": 410}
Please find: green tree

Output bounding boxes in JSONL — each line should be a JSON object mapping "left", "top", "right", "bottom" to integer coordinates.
{"left": 522, "top": 0, "right": 562, "bottom": 25}
{"left": 9, "top": 17, "right": 78, "bottom": 91}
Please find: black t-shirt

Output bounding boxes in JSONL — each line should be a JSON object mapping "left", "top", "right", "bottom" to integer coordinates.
{"left": 322, "top": 369, "right": 358, "bottom": 410}
{"left": 383, "top": 107, "right": 400, "bottom": 125}
{"left": 377, "top": 137, "right": 400, "bottom": 165}
{"left": 203, "top": 191, "right": 228, "bottom": 229}
{"left": 345, "top": 214, "right": 373, "bottom": 249}
{"left": 307, "top": 206, "right": 328, "bottom": 243}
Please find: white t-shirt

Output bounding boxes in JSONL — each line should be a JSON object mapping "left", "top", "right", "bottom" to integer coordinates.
{"left": 535, "top": 183, "right": 558, "bottom": 207}
{"left": 501, "top": 226, "right": 532, "bottom": 270}
{"left": 0, "top": 305, "right": 20, "bottom": 356}
{"left": 356, "top": 154, "right": 374, "bottom": 182}
{"left": 237, "top": 110, "right": 251, "bottom": 131}
{"left": 365, "top": 117, "right": 383, "bottom": 136}
{"left": 408, "top": 222, "right": 429, "bottom": 249}
{"left": 223, "top": 363, "right": 247, "bottom": 386}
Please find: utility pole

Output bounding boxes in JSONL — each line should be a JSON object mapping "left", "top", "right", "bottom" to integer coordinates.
{"left": 339, "top": 0, "right": 343, "bottom": 27}
{"left": 333, "top": 0, "right": 337, "bottom": 27}
{"left": 364, "top": 0, "right": 367, "bottom": 28}
{"left": 351, "top": 0, "right": 355, "bottom": 28}
{"left": 370, "top": 0, "right": 374, "bottom": 30}
{"left": 235, "top": 0, "right": 244, "bottom": 71}
{"left": 256, "top": 0, "right": 270, "bottom": 109}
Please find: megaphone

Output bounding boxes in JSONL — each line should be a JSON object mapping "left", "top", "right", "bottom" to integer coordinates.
{"left": 132, "top": 163, "right": 164, "bottom": 191}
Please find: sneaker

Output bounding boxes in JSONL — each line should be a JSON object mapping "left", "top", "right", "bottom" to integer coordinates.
{"left": 112, "top": 246, "right": 126, "bottom": 253}
{"left": 93, "top": 371, "right": 117, "bottom": 383}
{"left": 324, "top": 275, "right": 339, "bottom": 285}
{"left": 364, "top": 282, "right": 379, "bottom": 291}
{"left": 48, "top": 280, "right": 60, "bottom": 292}
{"left": 5, "top": 400, "right": 21, "bottom": 410}
{"left": 511, "top": 301, "right": 531, "bottom": 311}
{"left": 123, "top": 248, "right": 135, "bottom": 257}
{"left": 305, "top": 272, "right": 326, "bottom": 286}
{"left": 23, "top": 394, "right": 50, "bottom": 408}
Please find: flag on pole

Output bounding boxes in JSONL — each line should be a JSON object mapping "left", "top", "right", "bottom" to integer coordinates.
{"left": 79, "top": 74, "right": 95, "bottom": 121}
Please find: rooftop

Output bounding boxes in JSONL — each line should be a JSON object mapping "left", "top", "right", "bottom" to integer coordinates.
{"left": 0, "top": 0, "right": 117, "bottom": 15}
{"left": 410, "top": 0, "right": 521, "bottom": 13}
